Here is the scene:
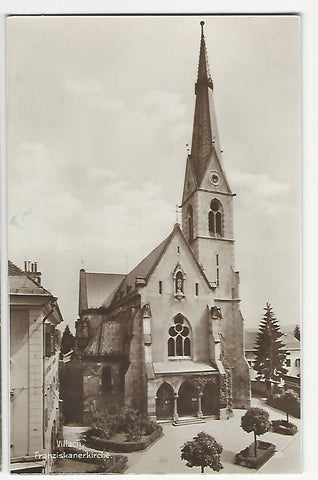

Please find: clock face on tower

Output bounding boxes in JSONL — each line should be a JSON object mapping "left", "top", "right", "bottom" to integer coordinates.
{"left": 209, "top": 170, "right": 221, "bottom": 186}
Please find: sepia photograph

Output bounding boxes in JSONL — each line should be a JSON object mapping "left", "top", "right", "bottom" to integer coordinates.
{"left": 7, "top": 15, "right": 301, "bottom": 474}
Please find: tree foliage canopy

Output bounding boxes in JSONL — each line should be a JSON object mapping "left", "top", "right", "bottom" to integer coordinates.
{"left": 61, "top": 325, "right": 75, "bottom": 355}
{"left": 241, "top": 407, "right": 271, "bottom": 436}
{"left": 181, "top": 431, "right": 223, "bottom": 473}
{"left": 294, "top": 325, "right": 300, "bottom": 341}
{"left": 279, "top": 389, "right": 300, "bottom": 422}
{"left": 253, "top": 303, "right": 287, "bottom": 384}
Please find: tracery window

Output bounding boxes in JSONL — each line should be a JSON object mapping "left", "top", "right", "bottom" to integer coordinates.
{"left": 208, "top": 199, "right": 223, "bottom": 236}
{"left": 168, "top": 314, "right": 191, "bottom": 357}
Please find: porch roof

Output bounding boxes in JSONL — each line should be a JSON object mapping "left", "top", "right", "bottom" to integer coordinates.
{"left": 153, "top": 360, "right": 217, "bottom": 375}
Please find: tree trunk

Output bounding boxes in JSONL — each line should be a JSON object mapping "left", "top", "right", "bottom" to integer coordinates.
{"left": 265, "top": 380, "right": 271, "bottom": 397}
{"left": 254, "top": 431, "right": 257, "bottom": 457}
{"left": 287, "top": 411, "right": 289, "bottom": 423}
{"left": 201, "top": 466, "right": 204, "bottom": 473}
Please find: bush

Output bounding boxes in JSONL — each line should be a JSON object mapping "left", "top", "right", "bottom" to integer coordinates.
{"left": 85, "top": 407, "right": 157, "bottom": 443}
{"left": 271, "top": 419, "right": 298, "bottom": 435}
{"left": 90, "top": 408, "right": 116, "bottom": 440}
{"left": 84, "top": 424, "right": 163, "bottom": 453}
{"left": 125, "top": 424, "right": 143, "bottom": 442}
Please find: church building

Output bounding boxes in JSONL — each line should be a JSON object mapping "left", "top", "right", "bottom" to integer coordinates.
{"left": 70, "top": 22, "right": 250, "bottom": 424}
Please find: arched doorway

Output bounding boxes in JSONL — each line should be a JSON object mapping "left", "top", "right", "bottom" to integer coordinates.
{"left": 156, "top": 383, "right": 174, "bottom": 420}
{"left": 101, "top": 367, "right": 112, "bottom": 394}
{"left": 202, "top": 381, "right": 219, "bottom": 416}
{"left": 177, "top": 381, "right": 197, "bottom": 416}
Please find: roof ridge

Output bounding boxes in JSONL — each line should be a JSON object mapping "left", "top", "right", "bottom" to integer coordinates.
{"left": 8, "top": 259, "right": 52, "bottom": 295}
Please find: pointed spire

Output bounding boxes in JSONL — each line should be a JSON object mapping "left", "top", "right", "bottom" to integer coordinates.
{"left": 190, "top": 21, "right": 221, "bottom": 185}
{"left": 196, "top": 21, "right": 213, "bottom": 90}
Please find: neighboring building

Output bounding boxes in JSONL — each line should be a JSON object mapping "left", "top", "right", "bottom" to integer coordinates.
{"left": 245, "top": 330, "right": 300, "bottom": 386}
{"left": 10, "top": 260, "right": 63, "bottom": 473}
{"left": 66, "top": 22, "right": 250, "bottom": 424}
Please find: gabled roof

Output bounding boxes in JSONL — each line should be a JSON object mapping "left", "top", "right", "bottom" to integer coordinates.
{"left": 244, "top": 329, "right": 300, "bottom": 352}
{"left": 112, "top": 231, "right": 173, "bottom": 302}
{"left": 79, "top": 270, "right": 125, "bottom": 313}
{"left": 111, "top": 223, "right": 212, "bottom": 307}
{"left": 8, "top": 260, "right": 52, "bottom": 296}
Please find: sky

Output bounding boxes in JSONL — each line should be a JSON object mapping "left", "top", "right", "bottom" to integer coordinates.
{"left": 7, "top": 15, "right": 301, "bottom": 332}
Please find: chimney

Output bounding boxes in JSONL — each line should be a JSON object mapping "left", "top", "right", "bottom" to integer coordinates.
{"left": 24, "top": 260, "right": 42, "bottom": 285}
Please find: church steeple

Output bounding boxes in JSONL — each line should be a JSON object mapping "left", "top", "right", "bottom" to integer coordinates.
{"left": 196, "top": 21, "right": 213, "bottom": 89}
{"left": 181, "top": 22, "right": 234, "bottom": 284}
{"left": 190, "top": 21, "right": 223, "bottom": 187}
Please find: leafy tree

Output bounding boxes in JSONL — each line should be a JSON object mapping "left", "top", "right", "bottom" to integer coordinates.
{"left": 241, "top": 408, "right": 271, "bottom": 457}
{"left": 253, "top": 303, "right": 287, "bottom": 393}
{"left": 61, "top": 325, "right": 75, "bottom": 355}
{"left": 279, "top": 389, "right": 300, "bottom": 423}
{"left": 294, "top": 325, "right": 300, "bottom": 341}
{"left": 181, "top": 431, "right": 223, "bottom": 474}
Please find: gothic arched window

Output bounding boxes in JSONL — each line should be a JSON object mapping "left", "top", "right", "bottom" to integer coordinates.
{"left": 208, "top": 199, "right": 223, "bottom": 236}
{"left": 168, "top": 314, "right": 191, "bottom": 357}
{"left": 187, "top": 205, "right": 193, "bottom": 242}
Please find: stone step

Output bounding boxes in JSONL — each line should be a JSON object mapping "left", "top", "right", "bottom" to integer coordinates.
{"left": 173, "top": 417, "right": 206, "bottom": 426}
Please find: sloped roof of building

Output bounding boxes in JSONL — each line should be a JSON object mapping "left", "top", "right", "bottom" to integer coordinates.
{"left": 113, "top": 231, "right": 173, "bottom": 301}
{"left": 80, "top": 223, "right": 213, "bottom": 312}
{"left": 79, "top": 270, "right": 125, "bottom": 313}
{"left": 153, "top": 360, "right": 217, "bottom": 375}
{"left": 87, "top": 272, "right": 125, "bottom": 309}
{"left": 8, "top": 260, "right": 52, "bottom": 296}
{"left": 111, "top": 223, "right": 212, "bottom": 307}
{"left": 245, "top": 329, "right": 300, "bottom": 352}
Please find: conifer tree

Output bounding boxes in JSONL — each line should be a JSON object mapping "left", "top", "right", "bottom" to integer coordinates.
{"left": 253, "top": 303, "right": 287, "bottom": 393}
{"left": 293, "top": 325, "right": 300, "bottom": 341}
{"left": 61, "top": 325, "right": 75, "bottom": 355}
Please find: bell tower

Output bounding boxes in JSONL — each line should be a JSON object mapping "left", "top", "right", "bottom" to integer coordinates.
{"left": 181, "top": 21, "right": 235, "bottom": 297}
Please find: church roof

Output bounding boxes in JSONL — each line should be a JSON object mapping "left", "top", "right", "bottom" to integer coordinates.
{"left": 111, "top": 223, "right": 212, "bottom": 306}
{"left": 79, "top": 270, "right": 125, "bottom": 313}
{"left": 8, "top": 260, "right": 52, "bottom": 296}
{"left": 113, "top": 231, "right": 173, "bottom": 302}
{"left": 244, "top": 330, "right": 300, "bottom": 352}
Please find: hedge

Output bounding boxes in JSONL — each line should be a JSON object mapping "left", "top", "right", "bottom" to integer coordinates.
{"left": 86, "top": 424, "right": 163, "bottom": 453}
{"left": 234, "top": 440, "right": 276, "bottom": 469}
{"left": 267, "top": 394, "right": 300, "bottom": 419}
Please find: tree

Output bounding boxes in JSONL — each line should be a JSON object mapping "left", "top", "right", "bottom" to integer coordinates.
{"left": 253, "top": 303, "right": 287, "bottom": 394}
{"left": 294, "top": 325, "right": 300, "bottom": 341}
{"left": 241, "top": 408, "right": 271, "bottom": 457}
{"left": 181, "top": 431, "right": 223, "bottom": 474}
{"left": 279, "top": 389, "right": 300, "bottom": 423}
{"left": 61, "top": 325, "right": 75, "bottom": 355}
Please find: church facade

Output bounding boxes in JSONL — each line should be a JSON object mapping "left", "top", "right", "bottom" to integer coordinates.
{"left": 70, "top": 22, "right": 250, "bottom": 424}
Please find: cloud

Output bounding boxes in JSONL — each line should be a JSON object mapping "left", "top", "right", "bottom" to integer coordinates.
{"left": 229, "top": 170, "right": 290, "bottom": 214}
{"left": 65, "top": 77, "right": 102, "bottom": 94}
{"left": 9, "top": 207, "right": 33, "bottom": 232}
{"left": 144, "top": 90, "right": 187, "bottom": 123}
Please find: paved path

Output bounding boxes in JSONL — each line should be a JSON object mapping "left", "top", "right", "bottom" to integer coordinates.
{"left": 63, "top": 397, "right": 301, "bottom": 474}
